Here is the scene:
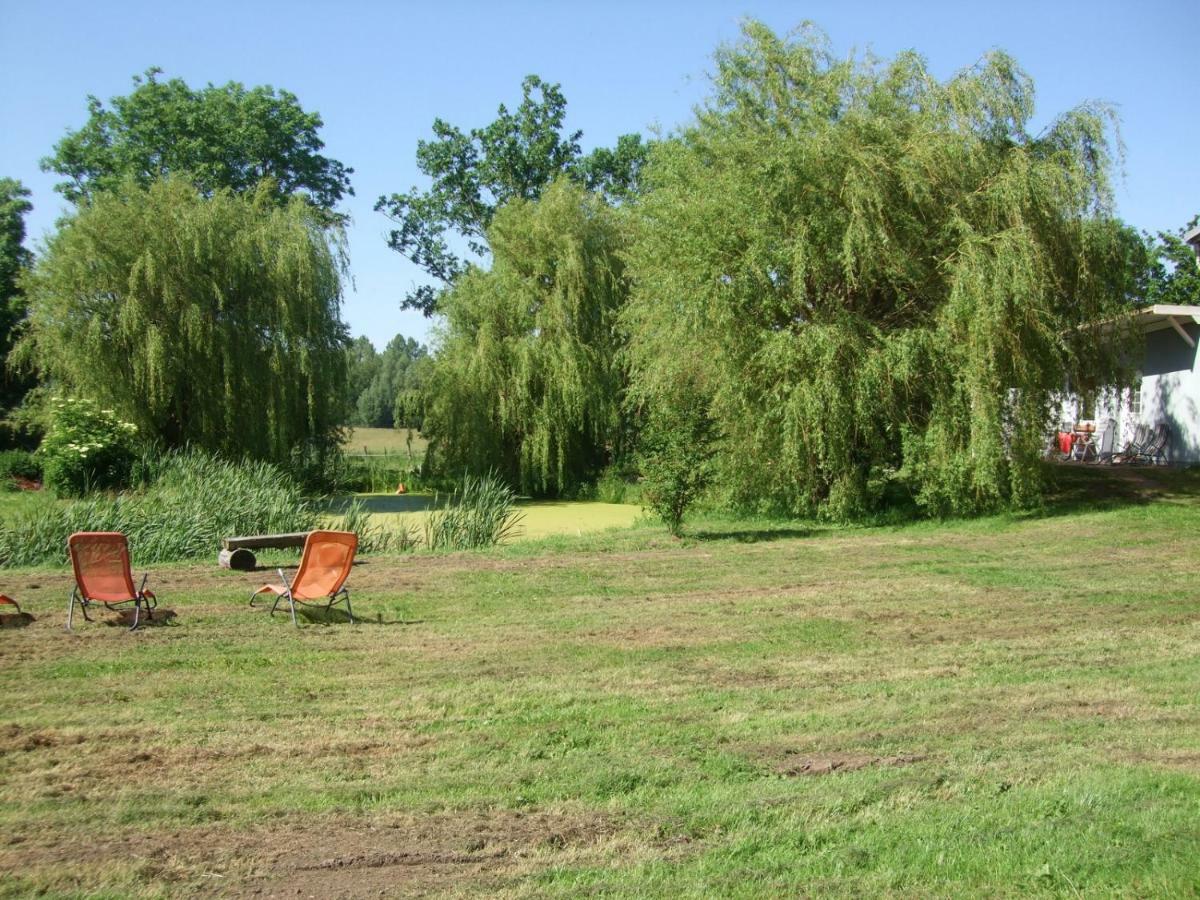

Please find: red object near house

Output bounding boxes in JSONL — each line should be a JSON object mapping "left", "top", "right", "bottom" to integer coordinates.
{"left": 1057, "top": 432, "right": 1074, "bottom": 455}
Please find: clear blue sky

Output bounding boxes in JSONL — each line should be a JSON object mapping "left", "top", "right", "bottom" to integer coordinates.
{"left": 2, "top": 0, "right": 1196, "bottom": 348}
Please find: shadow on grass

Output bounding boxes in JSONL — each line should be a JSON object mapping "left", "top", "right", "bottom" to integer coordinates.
{"left": 291, "top": 606, "right": 422, "bottom": 627}
{"left": 1037, "top": 463, "right": 1200, "bottom": 519}
{"left": 690, "top": 527, "right": 819, "bottom": 544}
{"left": 106, "top": 608, "right": 179, "bottom": 628}
{"left": 0, "top": 611, "right": 34, "bottom": 628}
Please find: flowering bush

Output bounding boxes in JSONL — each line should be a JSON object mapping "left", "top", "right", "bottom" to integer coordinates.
{"left": 39, "top": 398, "right": 140, "bottom": 496}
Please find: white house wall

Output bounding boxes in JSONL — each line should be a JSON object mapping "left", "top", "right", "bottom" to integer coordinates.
{"left": 1139, "top": 321, "right": 1200, "bottom": 462}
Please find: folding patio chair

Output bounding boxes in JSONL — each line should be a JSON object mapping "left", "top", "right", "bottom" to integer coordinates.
{"left": 1113, "top": 423, "right": 1150, "bottom": 464}
{"left": 249, "top": 530, "right": 358, "bottom": 627}
{"left": 67, "top": 532, "right": 157, "bottom": 631}
{"left": 0, "top": 595, "right": 21, "bottom": 615}
{"left": 1133, "top": 423, "right": 1170, "bottom": 465}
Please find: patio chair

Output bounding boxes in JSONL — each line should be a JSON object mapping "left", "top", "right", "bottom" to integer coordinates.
{"left": 1132, "top": 423, "right": 1170, "bottom": 465}
{"left": 66, "top": 532, "right": 157, "bottom": 631}
{"left": 0, "top": 594, "right": 21, "bottom": 615}
{"left": 249, "top": 530, "right": 358, "bottom": 627}
{"left": 1113, "top": 423, "right": 1150, "bottom": 463}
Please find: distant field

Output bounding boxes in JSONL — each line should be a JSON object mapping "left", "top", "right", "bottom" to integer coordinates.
{"left": 342, "top": 427, "right": 427, "bottom": 457}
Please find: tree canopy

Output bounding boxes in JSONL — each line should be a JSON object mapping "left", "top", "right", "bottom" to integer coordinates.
{"left": 624, "top": 21, "right": 1138, "bottom": 519}
{"left": 0, "top": 178, "right": 36, "bottom": 419}
{"left": 423, "top": 179, "right": 628, "bottom": 493}
{"left": 42, "top": 69, "right": 353, "bottom": 215}
{"left": 17, "top": 176, "right": 349, "bottom": 464}
{"left": 347, "top": 333, "right": 429, "bottom": 428}
{"left": 375, "top": 75, "right": 647, "bottom": 315}
{"left": 1144, "top": 215, "right": 1200, "bottom": 307}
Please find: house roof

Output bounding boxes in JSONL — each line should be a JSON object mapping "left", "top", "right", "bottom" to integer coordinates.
{"left": 1183, "top": 225, "right": 1200, "bottom": 247}
{"left": 1134, "top": 304, "right": 1200, "bottom": 348}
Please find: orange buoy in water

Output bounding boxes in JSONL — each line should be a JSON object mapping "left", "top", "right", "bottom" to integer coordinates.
{"left": 395, "top": 483, "right": 407, "bottom": 494}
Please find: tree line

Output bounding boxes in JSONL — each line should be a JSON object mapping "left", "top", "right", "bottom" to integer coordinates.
{"left": 3, "top": 22, "right": 1195, "bottom": 526}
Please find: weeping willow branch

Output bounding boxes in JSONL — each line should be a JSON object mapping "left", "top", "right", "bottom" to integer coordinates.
{"left": 17, "top": 176, "right": 349, "bottom": 464}
{"left": 624, "top": 21, "right": 1140, "bottom": 518}
{"left": 423, "top": 179, "right": 628, "bottom": 494}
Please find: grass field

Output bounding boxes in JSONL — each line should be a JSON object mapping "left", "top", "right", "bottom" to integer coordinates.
{"left": 1, "top": 467, "right": 1198, "bottom": 896}
{"left": 343, "top": 427, "right": 427, "bottom": 458}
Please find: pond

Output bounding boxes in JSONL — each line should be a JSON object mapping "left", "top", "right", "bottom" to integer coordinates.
{"left": 326, "top": 494, "right": 645, "bottom": 541}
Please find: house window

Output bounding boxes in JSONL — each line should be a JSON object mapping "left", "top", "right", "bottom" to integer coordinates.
{"left": 1128, "top": 386, "right": 1141, "bottom": 419}
{"left": 1079, "top": 391, "right": 1096, "bottom": 421}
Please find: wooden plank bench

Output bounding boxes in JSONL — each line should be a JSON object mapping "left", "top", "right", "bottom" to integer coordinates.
{"left": 218, "top": 532, "right": 310, "bottom": 570}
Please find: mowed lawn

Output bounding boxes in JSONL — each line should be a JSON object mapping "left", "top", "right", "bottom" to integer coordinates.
{"left": 1, "top": 470, "right": 1199, "bottom": 897}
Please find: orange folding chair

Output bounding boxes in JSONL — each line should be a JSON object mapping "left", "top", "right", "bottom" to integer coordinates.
{"left": 67, "top": 532, "right": 157, "bottom": 631}
{"left": 249, "top": 530, "right": 358, "bottom": 627}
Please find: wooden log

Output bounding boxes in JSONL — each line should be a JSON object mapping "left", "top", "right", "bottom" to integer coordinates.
{"left": 221, "top": 532, "right": 310, "bottom": 551}
{"left": 218, "top": 547, "right": 257, "bottom": 571}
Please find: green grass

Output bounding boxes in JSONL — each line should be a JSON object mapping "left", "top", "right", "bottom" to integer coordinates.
{"left": 1, "top": 466, "right": 1198, "bottom": 896}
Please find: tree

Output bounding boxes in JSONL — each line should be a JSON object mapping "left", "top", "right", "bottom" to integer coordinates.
{"left": 638, "top": 389, "right": 716, "bottom": 536}
{"left": 423, "top": 179, "right": 628, "bottom": 494}
{"left": 17, "top": 176, "right": 349, "bottom": 465}
{"left": 375, "top": 75, "right": 647, "bottom": 315}
{"left": 1144, "top": 215, "right": 1200, "bottom": 306}
{"left": 0, "top": 179, "right": 36, "bottom": 424}
{"left": 42, "top": 69, "right": 353, "bottom": 215}
{"left": 345, "top": 336, "right": 381, "bottom": 422}
{"left": 354, "top": 334, "right": 428, "bottom": 427}
{"left": 624, "top": 21, "right": 1138, "bottom": 519}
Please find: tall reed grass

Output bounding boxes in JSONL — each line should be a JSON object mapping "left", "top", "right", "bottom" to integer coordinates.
{"left": 0, "top": 449, "right": 316, "bottom": 567}
{"left": 423, "top": 473, "right": 523, "bottom": 551}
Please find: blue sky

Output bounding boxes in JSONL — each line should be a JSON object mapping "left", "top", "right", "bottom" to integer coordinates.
{"left": 2, "top": 1, "right": 1196, "bottom": 348}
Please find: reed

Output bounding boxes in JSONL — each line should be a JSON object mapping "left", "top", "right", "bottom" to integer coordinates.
{"left": 0, "top": 449, "right": 316, "bottom": 567}
{"left": 422, "top": 472, "right": 523, "bottom": 551}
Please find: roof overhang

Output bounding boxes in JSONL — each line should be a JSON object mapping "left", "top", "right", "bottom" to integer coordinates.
{"left": 1135, "top": 304, "right": 1200, "bottom": 348}
{"left": 1183, "top": 224, "right": 1200, "bottom": 248}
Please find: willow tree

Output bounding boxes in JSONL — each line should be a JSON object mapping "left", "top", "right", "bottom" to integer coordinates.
{"left": 624, "top": 22, "right": 1139, "bottom": 518}
{"left": 424, "top": 179, "right": 627, "bottom": 494}
{"left": 18, "top": 176, "right": 349, "bottom": 464}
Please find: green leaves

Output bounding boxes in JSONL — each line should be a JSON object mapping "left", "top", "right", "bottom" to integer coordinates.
{"left": 424, "top": 179, "right": 628, "bottom": 495}
{"left": 624, "top": 21, "right": 1136, "bottom": 519}
{"left": 18, "top": 177, "right": 349, "bottom": 466}
{"left": 42, "top": 68, "right": 353, "bottom": 215}
{"left": 376, "top": 75, "right": 648, "bottom": 315}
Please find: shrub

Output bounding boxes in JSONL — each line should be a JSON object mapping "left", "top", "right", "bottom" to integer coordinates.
{"left": 0, "top": 448, "right": 316, "bottom": 566}
{"left": 38, "top": 397, "right": 139, "bottom": 496}
{"left": 638, "top": 395, "right": 716, "bottom": 537}
{"left": 0, "top": 449, "right": 41, "bottom": 482}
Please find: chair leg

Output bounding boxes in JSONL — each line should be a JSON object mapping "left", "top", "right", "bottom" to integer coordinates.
{"left": 129, "top": 599, "right": 141, "bottom": 632}
{"left": 288, "top": 592, "right": 298, "bottom": 628}
{"left": 344, "top": 590, "right": 354, "bottom": 624}
{"left": 66, "top": 590, "right": 76, "bottom": 631}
